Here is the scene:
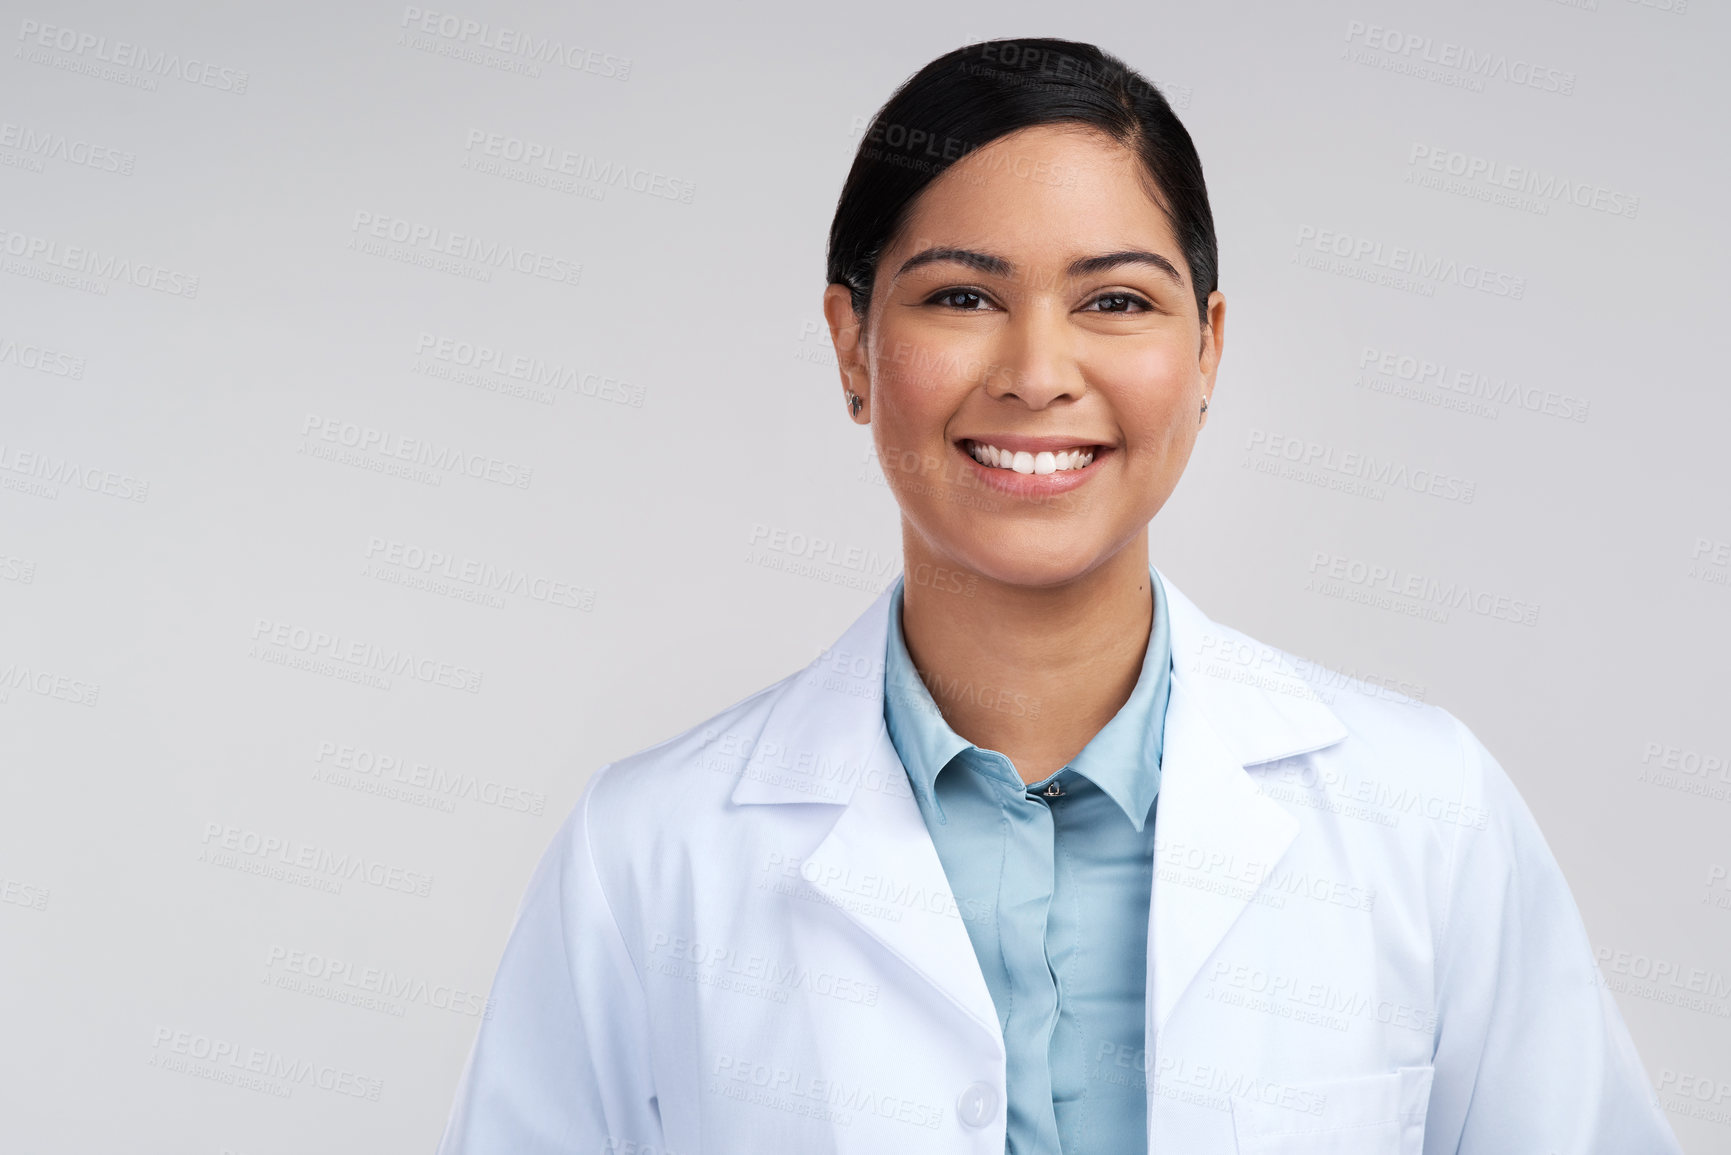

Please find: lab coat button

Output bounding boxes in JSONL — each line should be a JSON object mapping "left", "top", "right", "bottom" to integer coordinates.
{"left": 956, "top": 1082, "right": 998, "bottom": 1127}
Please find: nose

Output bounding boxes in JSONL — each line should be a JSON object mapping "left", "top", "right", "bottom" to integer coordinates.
{"left": 984, "top": 304, "right": 1085, "bottom": 409}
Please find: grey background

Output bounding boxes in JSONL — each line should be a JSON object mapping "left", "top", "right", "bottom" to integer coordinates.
{"left": 2, "top": 0, "right": 1727, "bottom": 1150}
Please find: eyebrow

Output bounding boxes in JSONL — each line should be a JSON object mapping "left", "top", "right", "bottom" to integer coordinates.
{"left": 893, "top": 246, "right": 1183, "bottom": 286}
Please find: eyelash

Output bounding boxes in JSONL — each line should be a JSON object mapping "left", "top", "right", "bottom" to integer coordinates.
{"left": 925, "top": 288, "right": 1154, "bottom": 314}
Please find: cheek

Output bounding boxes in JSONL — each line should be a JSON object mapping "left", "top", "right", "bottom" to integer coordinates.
{"left": 1095, "top": 338, "right": 1192, "bottom": 391}
{"left": 1091, "top": 344, "right": 1196, "bottom": 447}
{"left": 871, "top": 330, "right": 973, "bottom": 438}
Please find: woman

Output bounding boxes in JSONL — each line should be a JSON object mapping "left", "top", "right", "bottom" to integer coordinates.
{"left": 438, "top": 39, "right": 1679, "bottom": 1155}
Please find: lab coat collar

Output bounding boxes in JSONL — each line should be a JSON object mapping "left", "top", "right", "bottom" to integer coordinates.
{"left": 728, "top": 563, "right": 1349, "bottom": 1042}
{"left": 730, "top": 564, "right": 1344, "bottom": 807}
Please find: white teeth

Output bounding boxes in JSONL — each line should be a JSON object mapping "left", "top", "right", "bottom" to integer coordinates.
{"left": 967, "top": 441, "right": 1096, "bottom": 473}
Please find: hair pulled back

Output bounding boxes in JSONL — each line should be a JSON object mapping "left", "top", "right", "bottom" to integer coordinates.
{"left": 827, "top": 38, "right": 1218, "bottom": 326}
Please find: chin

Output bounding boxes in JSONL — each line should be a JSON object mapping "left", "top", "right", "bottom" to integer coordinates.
{"left": 935, "top": 524, "right": 1127, "bottom": 592}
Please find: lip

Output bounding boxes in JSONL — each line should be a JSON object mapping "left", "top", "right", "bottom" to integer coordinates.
{"left": 953, "top": 435, "right": 1113, "bottom": 500}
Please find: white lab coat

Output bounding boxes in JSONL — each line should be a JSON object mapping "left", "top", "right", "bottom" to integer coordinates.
{"left": 437, "top": 567, "right": 1681, "bottom": 1154}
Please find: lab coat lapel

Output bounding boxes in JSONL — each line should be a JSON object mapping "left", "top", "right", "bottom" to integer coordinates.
{"left": 1146, "top": 673, "right": 1302, "bottom": 1036}
{"left": 800, "top": 726, "right": 1003, "bottom": 1043}
{"left": 1148, "top": 568, "right": 1350, "bottom": 1037}
{"left": 729, "top": 586, "right": 1003, "bottom": 1047}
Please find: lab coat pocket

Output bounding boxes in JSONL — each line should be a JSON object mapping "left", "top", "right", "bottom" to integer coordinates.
{"left": 1230, "top": 1065, "right": 1432, "bottom": 1155}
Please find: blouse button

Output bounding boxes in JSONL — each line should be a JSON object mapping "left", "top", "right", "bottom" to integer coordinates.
{"left": 956, "top": 1081, "right": 999, "bottom": 1128}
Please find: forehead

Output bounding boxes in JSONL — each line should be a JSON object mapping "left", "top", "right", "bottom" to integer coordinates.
{"left": 887, "top": 123, "right": 1179, "bottom": 266}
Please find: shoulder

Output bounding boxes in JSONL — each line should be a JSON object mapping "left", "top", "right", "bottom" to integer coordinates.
{"left": 580, "top": 669, "right": 799, "bottom": 840}
{"left": 537, "top": 585, "right": 897, "bottom": 909}
{"left": 1213, "top": 622, "right": 1555, "bottom": 957}
{"left": 1310, "top": 664, "right": 1478, "bottom": 796}
{"left": 1189, "top": 607, "right": 1470, "bottom": 775}
{"left": 1200, "top": 612, "right": 1512, "bottom": 847}
{"left": 1296, "top": 648, "right": 1517, "bottom": 843}
{"left": 547, "top": 662, "right": 857, "bottom": 959}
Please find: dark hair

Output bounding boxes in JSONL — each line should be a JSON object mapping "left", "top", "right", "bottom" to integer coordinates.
{"left": 827, "top": 38, "right": 1218, "bottom": 325}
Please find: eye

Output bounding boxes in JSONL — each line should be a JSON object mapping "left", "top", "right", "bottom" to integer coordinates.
{"left": 928, "top": 288, "right": 995, "bottom": 311}
{"left": 1084, "top": 292, "right": 1152, "bottom": 314}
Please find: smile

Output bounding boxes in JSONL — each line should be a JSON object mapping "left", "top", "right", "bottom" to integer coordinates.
{"left": 965, "top": 440, "right": 1096, "bottom": 475}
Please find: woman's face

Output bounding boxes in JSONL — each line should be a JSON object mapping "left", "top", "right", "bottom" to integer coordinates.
{"left": 824, "top": 123, "right": 1226, "bottom": 590}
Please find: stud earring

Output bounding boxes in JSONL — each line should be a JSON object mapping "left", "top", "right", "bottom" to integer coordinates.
{"left": 1200, "top": 396, "right": 1209, "bottom": 421}
{"left": 846, "top": 392, "right": 863, "bottom": 417}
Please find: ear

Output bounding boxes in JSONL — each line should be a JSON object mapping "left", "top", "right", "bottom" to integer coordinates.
{"left": 1197, "top": 289, "right": 1226, "bottom": 421}
{"left": 823, "top": 283, "right": 871, "bottom": 424}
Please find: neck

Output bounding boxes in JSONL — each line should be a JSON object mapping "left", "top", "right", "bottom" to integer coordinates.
{"left": 897, "top": 525, "right": 1156, "bottom": 785}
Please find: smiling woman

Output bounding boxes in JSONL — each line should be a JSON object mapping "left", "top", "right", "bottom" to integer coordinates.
{"left": 823, "top": 116, "right": 1219, "bottom": 785}
{"left": 436, "top": 39, "right": 1682, "bottom": 1155}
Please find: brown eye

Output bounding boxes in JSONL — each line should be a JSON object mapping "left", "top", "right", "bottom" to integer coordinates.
{"left": 1087, "top": 292, "right": 1149, "bottom": 314}
{"left": 932, "top": 289, "right": 990, "bottom": 310}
